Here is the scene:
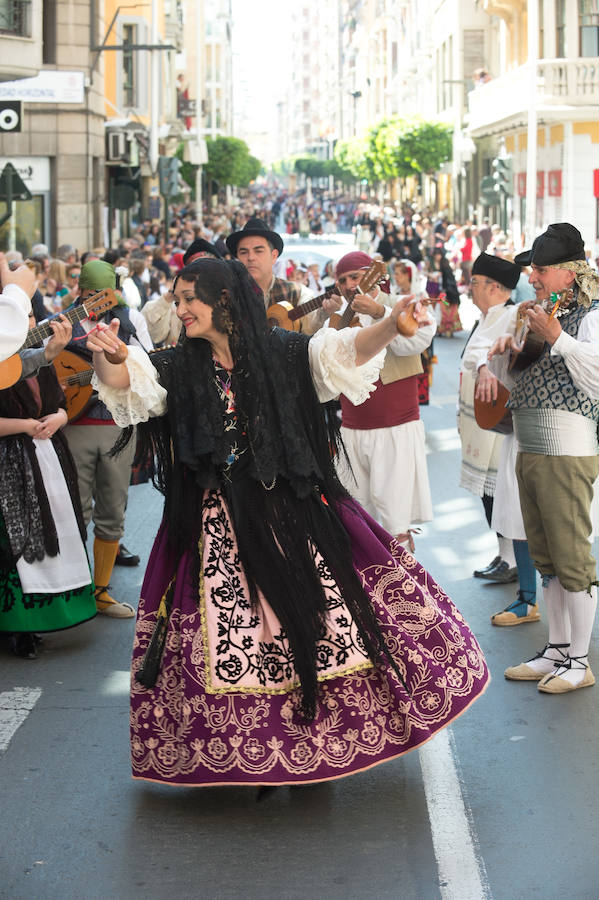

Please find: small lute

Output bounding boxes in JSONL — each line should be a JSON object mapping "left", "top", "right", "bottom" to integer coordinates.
{"left": 266, "top": 285, "right": 338, "bottom": 331}
{"left": 329, "top": 260, "right": 388, "bottom": 330}
{"left": 473, "top": 381, "right": 513, "bottom": 434}
{"left": 52, "top": 350, "right": 95, "bottom": 422}
{"left": 0, "top": 288, "right": 118, "bottom": 390}
{"left": 508, "top": 290, "right": 572, "bottom": 374}
{"left": 396, "top": 296, "right": 444, "bottom": 337}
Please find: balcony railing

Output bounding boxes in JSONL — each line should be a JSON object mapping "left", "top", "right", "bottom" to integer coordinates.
{"left": 468, "top": 58, "right": 599, "bottom": 132}
{"left": 0, "top": 0, "right": 32, "bottom": 37}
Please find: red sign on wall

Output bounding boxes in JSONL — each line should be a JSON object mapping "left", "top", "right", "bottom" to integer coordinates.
{"left": 548, "top": 170, "right": 562, "bottom": 197}
{"left": 594, "top": 169, "right": 599, "bottom": 199}
{"left": 537, "top": 172, "right": 545, "bottom": 198}
{"left": 517, "top": 173, "right": 526, "bottom": 197}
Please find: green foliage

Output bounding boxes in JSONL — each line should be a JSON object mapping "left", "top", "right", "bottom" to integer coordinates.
{"left": 205, "top": 136, "right": 262, "bottom": 188}
{"left": 393, "top": 119, "right": 453, "bottom": 175}
{"left": 334, "top": 136, "right": 372, "bottom": 181}
{"left": 270, "top": 157, "right": 301, "bottom": 177}
{"left": 334, "top": 117, "right": 453, "bottom": 183}
{"left": 294, "top": 157, "right": 330, "bottom": 178}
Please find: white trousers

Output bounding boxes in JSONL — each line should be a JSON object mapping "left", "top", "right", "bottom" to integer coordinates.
{"left": 338, "top": 420, "right": 433, "bottom": 536}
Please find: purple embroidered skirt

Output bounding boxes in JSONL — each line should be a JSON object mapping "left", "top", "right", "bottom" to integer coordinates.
{"left": 130, "top": 492, "right": 489, "bottom": 786}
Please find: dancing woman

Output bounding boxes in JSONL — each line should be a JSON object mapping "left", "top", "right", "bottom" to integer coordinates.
{"left": 88, "top": 258, "right": 489, "bottom": 787}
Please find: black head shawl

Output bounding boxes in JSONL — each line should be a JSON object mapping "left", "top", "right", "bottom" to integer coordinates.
{"left": 150, "top": 258, "right": 339, "bottom": 497}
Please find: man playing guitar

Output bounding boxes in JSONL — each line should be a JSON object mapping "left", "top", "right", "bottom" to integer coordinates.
{"left": 324, "top": 251, "right": 435, "bottom": 550}
{"left": 488, "top": 223, "right": 599, "bottom": 694}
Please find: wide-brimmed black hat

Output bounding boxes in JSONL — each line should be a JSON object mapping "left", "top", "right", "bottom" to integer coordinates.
{"left": 226, "top": 217, "right": 284, "bottom": 257}
{"left": 514, "top": 223, "right": 585, "bottom": 267}
{"left": 472, "top": 252, "right": 521, "bottom": 289}
{"left": 183, "top": 239, "right": 222, "bottom": 265}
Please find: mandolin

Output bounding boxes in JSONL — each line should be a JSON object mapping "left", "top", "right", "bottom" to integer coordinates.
{"left": 53, "top": 350, "right": 95, "bottom": 422}
{"left": 0, "top": 288, "right": 118, "bottom": 390}
{"left": 473, "top": 381, "right": 513, "bottom": 434}
{"left": 328, "top": 260, "right": 388, "bottom": 330}
{"left": 508, "top": 290, "right": 572, "bottom": 374}
{"left": 266, "top": 285, "right": 338, "bottom": 331}
{"left": 396, "top": 295, "right": 445, "bottom": 337}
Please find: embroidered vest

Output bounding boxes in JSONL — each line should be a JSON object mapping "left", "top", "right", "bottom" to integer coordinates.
{"left": 507, "top": 299, "right": 599, "bottom": 422}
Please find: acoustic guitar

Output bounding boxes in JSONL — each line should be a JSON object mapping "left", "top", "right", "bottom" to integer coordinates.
{"left": 266, "top": 285, "right": 338, "bottom": 331}
{"left": 473, "top": 381, "right": 513, "bottom": 434}
{"left": 328, "top": 260, "right": 388, "bottom": 330}
{"left": 508, "top": 290, "right": 571, "bottom": 374}
{"left": 0, "top": 288, "right": 118, "bottom": 391}
{"left": 53, "top": 350, "right": 95, "bottom": 422}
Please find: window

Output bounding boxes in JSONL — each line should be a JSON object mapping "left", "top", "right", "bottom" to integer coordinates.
{"left": 0, "top": 0, "right": 31, "bottom": 36}
{"left": 122, "top": 24, "right": 136, "bottom": 108}
{"left": 556, "top": 0, "right": 566, "bottom": 57}
{"left": 42, "top": 0, "right": 56, "bottom": 62}
{"left": 539, "top": 0, "right": 544, "bottom": 58}
{"left": 579, "top": 0, "right": 599, "bottom": 56}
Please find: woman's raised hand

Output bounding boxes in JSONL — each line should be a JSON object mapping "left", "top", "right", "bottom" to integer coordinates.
{"left": 87, "top": 319, "right": 128, "bottom": 364}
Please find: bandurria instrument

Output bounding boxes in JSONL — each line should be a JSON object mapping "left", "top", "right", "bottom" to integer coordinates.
{"left": 0, "top": 288, "right": 118, "bottom": 390}
{"left": 52, "top": 350, "right": 95, "bottom": 422}
{"left": 396, "top": 295, "right": 445, "bottom": 337}
{"left": 328, "top": 260, "right": 388, "bottom": 330}
{"left": 508, "top": 290, "right": 572, "bottom": 374}
{"left": 473, "top": 380, "right": 513, "bottom": 434}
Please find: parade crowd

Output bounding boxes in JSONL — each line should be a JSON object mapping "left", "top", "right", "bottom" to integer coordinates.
{"left": 1, "top": 183, "right": 598, "bottom": 789}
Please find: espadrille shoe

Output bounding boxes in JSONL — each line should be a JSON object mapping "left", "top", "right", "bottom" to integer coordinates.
{"left": 538, "top": 657, "right": 595, "bottom": 694}
{"left": 504, "top": 643, "right": 569, "bottom": 681}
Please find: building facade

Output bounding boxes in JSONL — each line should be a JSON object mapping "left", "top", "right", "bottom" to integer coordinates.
{"left": 0, "top": 1, "right": 105, "bottom": 254}
{"left": 468, "top": 0, "right": 599, "bottom": 250}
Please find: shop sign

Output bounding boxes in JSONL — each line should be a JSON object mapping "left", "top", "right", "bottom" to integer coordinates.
{"left": 548, "top": 171, "right": 562, "bottom": 197}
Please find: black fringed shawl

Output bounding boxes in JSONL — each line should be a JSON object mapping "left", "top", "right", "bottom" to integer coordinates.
{"left": 0, "top": 367, "right": 86, "bottom": 567}
{"left": 127, "top": 259, "right": 396, "bottom": 718}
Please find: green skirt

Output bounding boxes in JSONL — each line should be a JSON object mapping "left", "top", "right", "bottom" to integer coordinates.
{"left": 0, "top": 527, "right": 96, "bottom": 634}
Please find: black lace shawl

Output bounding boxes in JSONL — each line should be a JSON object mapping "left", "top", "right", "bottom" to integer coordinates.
{"left": 0, "top": 367, "right": 86, "bottom": 567}
{"left": 127, "top": 259, "right": 397, "bottom": 718}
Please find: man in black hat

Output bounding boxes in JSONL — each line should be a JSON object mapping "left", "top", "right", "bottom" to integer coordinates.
{"left": 459, "top": 253, "right": 521, "bottom": 585}
{"left": 226, "top": 217, "right": 325, "bottom": 334}
{"left": 488, "top": 222, "right": 599, "bottom": 693}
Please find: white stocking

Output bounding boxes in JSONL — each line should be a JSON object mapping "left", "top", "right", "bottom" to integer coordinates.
{"left": 498, "top": 535, "right": 516, "bottom": 568}
{"left": 522, "top": 577, "right": 570, "bottom": 675}
{"left": 556, "top": 585, "right": 597, "bottom": 686}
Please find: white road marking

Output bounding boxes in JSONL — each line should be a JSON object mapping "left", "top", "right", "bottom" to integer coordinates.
{"left": 419, "top": 729, "right": 491, "bottom": 900}
{"left": 0, "top": 687, "right": 42, "bottom": 752}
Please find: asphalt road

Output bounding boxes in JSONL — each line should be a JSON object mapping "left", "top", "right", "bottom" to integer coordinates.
{"left": 1, "top": 251, "right": 599, "bottom": 900}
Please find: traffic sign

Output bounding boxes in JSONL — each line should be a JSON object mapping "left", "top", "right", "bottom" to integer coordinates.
{"left": 0, "top": 161, "right": 32, "bottom": 201}
{"left": 0, "top": 161, "right": 32, "bottom": 228}
{"left": 0, "top": 101, "right": 22, "bottom": 133}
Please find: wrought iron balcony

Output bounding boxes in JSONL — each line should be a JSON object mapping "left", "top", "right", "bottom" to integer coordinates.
{"left": 467, "top": 58, "right": 599, "bottom": 134}
{"left": 0, "top": 0, "right": 32, "bottom": 37}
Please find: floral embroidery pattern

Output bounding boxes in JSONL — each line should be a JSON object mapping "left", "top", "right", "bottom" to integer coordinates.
{"left": 130, "top": 506, "right": 489, "bottom": 786}
{"left": 200, "top": 491, "right": 371, "bottom": 694}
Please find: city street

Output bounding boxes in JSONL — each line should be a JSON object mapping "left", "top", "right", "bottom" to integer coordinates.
{"left": 1, "top": 259, "right": 598, "bottom": 900}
